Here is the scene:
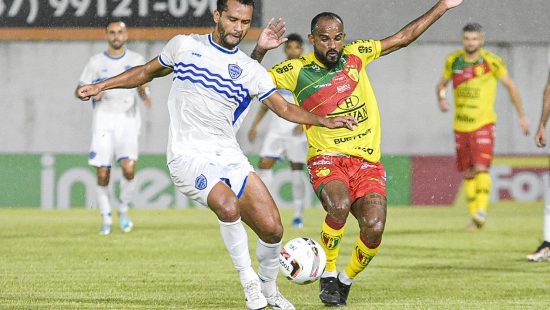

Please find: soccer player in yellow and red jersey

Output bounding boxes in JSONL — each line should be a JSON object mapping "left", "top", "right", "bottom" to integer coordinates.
{"left": 437, "top": 23, "right": 530, "bottom": 231}
{"left": 252, "top": 0, "right": 463, "bottom": 306}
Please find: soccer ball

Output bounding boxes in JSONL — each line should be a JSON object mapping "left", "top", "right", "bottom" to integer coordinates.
{"left": 279, "top": 237, "right": 327, "bottom": 284}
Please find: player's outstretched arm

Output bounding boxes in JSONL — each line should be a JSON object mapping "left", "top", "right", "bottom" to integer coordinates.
{"left": 380, "top": 0, "right": 462, "bottom": 56}
{"left": 535, "top": 72, "right": 550, "bottom": 147}
{"left": 436, "top": 77, "right": 450, "bottom": 112}
{"left": 251, "top": 17, "right": 287, "bottom": 63}
{"left": 262, "top": 92, "right": 358, "bottom": 130}
{"left": 500, "top": 74, "right": 530, "bottom": 136}
{"left": 77, "top": 57, "right": 172, "bottom": 101}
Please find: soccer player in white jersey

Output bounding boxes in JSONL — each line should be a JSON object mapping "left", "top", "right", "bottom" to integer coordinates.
{"left": 531, "top": 48, "right": 550, "bottom": 262}
{"left": 248, "top": 34, "right": 308, "bottom": 228}
{"left": 75, "top": 20, "right": 152, "bottom": 235}
{"left": 76, "top": 1, "right": 357, "bottom": 309}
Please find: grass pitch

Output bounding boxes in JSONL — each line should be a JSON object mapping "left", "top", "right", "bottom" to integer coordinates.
{"left": 1, "top": 202, "right": 549, "bottom": 309}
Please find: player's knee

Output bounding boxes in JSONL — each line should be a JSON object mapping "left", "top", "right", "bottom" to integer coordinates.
{"left": 260, "top": 223, "right": 283, "bottom": 244}
{"left": 365, "top": 216, "right": 386, "bottom": 236}
{"left": 212, "top": 197, "right": 240, "bottom": 222}
{"left": 122, "top": 169, "right": 135, "bottom": 180}
{"left": 330, "top": 197, "right": 352, "bottom": 219}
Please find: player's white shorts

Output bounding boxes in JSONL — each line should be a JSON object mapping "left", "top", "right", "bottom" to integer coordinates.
{"left": 167, "top": 151, "right": 254, "bottom": 207}
{"left": 259, "top": 132, "right": 308, "bottom": 164}
{"left": 88, "top": 110, "right": 140, "bottom": 168}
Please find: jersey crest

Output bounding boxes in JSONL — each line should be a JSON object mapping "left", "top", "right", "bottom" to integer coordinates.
{"left": 228, "top": 63, "right": 243, "bottom": 79}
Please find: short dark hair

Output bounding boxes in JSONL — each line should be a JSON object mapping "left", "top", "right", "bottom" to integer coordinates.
{"left": 216, "top": 0, "right": 255, "bottom": 13}
{"left": 310, "top": 12, "right": 343, "bottom": 34}
{"left": 105, "top": 19, "right": 126, "bottom": 29}
{"left": 285, "top": 33, "right": 304, "bottom": 46}
{"left": 463, "top": 23, "right": 483, "bottom": 33}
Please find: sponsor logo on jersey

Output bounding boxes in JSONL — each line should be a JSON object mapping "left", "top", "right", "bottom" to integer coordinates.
{"left": 337, "top": 84, "right": 352, "bottom": 93}
{"left": 192, "top": 52, "right": 202, "bottom": 58}
{"left": 355, "top": 245, "right": 374, "bottom": 266}
{"left": 315, "top": 168, "right": 331, "bottom": 177}
{"left": 321, "top": 231, "right": 342, "bottom": 250}
{"left": 195, "top": 174, "right": 208, "bottom": 190}
{"left": 228, "top": 64, "right": 243, "bottom": 79}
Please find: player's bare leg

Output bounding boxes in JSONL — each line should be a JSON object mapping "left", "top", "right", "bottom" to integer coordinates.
{"left": 118, "top": 159, "right": 136, "bottom": 232}
{"left": 256, "top": 157, "right": 277, "bottom": 195}
{"left": 290, "top": 162, "right": 306, "bottom": 228}
{"left": 96, "top": 167, "right": 112, "bottom": 234}
{"left": 336, "top": 193, "right": 387, "bottom": 305}
{"left": 239, "top": 173, "right": 295, "bottom": 310}
{"left": 207, "top": 182, "right": 268, "bottom": 310}
{"left": 318, "top": 180, "right": 352, "bottom": 306}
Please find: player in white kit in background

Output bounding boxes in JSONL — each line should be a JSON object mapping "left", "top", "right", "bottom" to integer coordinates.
{"left": 248, "top": 34, "right": 309, "bottom": 228}
{"left": 76, "top": 1, "right": 357, "bottom": 309}
{"left": 531, "top": 47, "right": 550, "bottom": 262}
{"left": 75, "top": 20, "right": 152, "bottom": 235}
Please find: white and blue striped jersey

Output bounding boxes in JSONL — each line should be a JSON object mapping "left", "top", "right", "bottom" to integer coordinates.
{"left": 79, "top": 49, "right": 145, "bottom": 114}
{"left": 158, "top": 34, "right": 277, "bottom": 162}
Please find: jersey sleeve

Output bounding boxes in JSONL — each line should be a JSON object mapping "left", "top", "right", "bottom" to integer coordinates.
{"left": 78, "top": 58, "right": 97, "bottom": 86}
{"left": 251, "top": 63, "right": 278, "bottom": 101}
{"left": 442, "top": 54, "right": 453, "bottom": 80}
{"left": 344, "top": 40, "right": 382, "bottom": 66}
{"left": 489, "top": 54, "right": 508, "bottom": 79}
{"left": 268, "top": 59, "right": 300, "bottom": 92}
{"left": 158, "top": 35, "right": 184, "bottom": 69}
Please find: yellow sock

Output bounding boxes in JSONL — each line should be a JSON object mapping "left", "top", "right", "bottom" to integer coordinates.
{"left": 464, "top": 178, "right": 477, "bottom": 218}
{"left": 344, "top": 237, "right": 380, "bottom": 279}
{"left": 475, "top": 172, "right": 491, "bottom": 214}
{"left": 320, "top": 220, "right": 345, "bottom": 273}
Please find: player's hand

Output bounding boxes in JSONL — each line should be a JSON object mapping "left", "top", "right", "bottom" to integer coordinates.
{"left": 535, "top": 124, "right": 547, "bottom": 147}
{"left": 248, "top": 127, "right": 258, "bottom": 142}
{"left": 519, "top": 116, "right": 530, "bottom": 136}
{"left": 293, "top": 125, "right": 304, "bottom": 136}
{"left": 438, "top": 97, "right": 449, "bottom": 112}
{"left": 77, "top": 84, "right": 101, "bottom": 101}
{"left": 256, "top": 18, "right": 287, "bottom": 52}
{"left": 321, "top": 116, "right": 358, "bottom": 130}
{"left": 441, "top": 0, "right": 463, "bottom": 10}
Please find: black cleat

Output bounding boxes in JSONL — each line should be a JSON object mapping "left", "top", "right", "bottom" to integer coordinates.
{"left": 337, "top": 275, "right": 352, "bottom": 306}
{"left": 319, "top": 277, "right": 343, "bottom": 306}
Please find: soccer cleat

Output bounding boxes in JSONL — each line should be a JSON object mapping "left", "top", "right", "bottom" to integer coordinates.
{"left": 466, "top": 211, "right": 486, "bottom": 231}
{"left": 319, "top": 277, "right": 343, "bottom": 306}
{"left": 244, "top": 278, "right": 268, "bottom": 310}
{"left": 291, "top": 217, "right": 304, "bottom": 228}
{"left": 337, "top": 274, "right": 352, "bottom": 306}
{"left": 98, "top": 224, "right": 112, "bottom": 235}
{"left": 119, "top": 212, "right": 133, "bottom": 233}
{"left": 527, "top": 241, "right": 550, "bottom": 262}
{"left": 265, "top": 290, "right": 295, "bottom": 310}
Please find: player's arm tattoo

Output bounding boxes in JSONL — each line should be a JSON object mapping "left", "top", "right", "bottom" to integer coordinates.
{"left": 250, "top": 46, "right": 267, "bottom": 63}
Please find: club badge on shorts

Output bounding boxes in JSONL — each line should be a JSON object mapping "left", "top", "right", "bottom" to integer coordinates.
{"left": 195, "top": 174, "right": 207, "bottom": 190}
{"left": 228, "top": 64, "right": 243, "bottom": 79}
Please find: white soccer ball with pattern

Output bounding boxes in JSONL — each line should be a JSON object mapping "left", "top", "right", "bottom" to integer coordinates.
{"left": 279, "top": 237, "right": 327, "bottom": 284}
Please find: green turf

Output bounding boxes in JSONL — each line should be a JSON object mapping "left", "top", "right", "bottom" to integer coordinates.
{"left": 1, "top": 202, "right": 549, "bottom": 309}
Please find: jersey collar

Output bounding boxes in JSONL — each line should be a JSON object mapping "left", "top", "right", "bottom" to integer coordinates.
{"left": 208, "top": 33, "right": 239, "bottom": 54}
{"left": 103, "top": 50, "right": 127, "bottom": 60}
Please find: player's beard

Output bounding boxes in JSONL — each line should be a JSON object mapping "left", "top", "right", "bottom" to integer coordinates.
{"left": 217, "top": 23, "right": 244, "bottom": 50}
{"left": 465, "top": 46, "right": 481, "bottom": 55}
{"left": 109, "top": 40, "right": 124, "bottom": 51}
{"left": 314, "top": 47, "right": 343, "bottom": 70}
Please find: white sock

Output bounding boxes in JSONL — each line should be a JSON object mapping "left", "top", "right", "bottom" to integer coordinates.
{"left": 219, "top": 219, "right": 257, "bottom": 286}
{"left": 321, "top": 270, "right": 337, "bottom": 278}
{"left": 544, "top": 186, "right": 550, "bottom": 242}
{"left": 257, "top": 168, "right": 274, "bottom": 190}
{"left": 338, "top": 270, "right": 353, "bottom": 285}
{"left": 291, "top": 170, "right": 306, "bottom": 219}
{"left": 119, "top": 178, "right": 136, "bottom": 213}
{"left": 96, "top": 185, "right": 112, "bottom": 225}
{"left": 256, "top": 239, "right": 281, "bottom": 297}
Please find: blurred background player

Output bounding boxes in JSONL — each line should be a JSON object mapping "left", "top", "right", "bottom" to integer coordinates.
{"left": 248, "top": 33, "right": 308, "bottom": 228}
{"left": 76, "top": 0, "right": 357, "bottom": 308}
{"left": 530, "top": 51, "right": 550, "bottom": 262}
{"left": 75, "top": 20, "right": 152, "bottom": 235}
{"left": 253, "top": 0, "right": 463, "bottom": 306}
{"left": 437, "top": 23, "right": 530, "bottom": 231}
